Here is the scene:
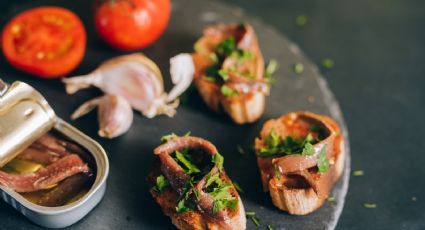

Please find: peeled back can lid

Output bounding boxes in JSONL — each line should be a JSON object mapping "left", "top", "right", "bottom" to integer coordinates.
{"left": 0, "top": 79, "right": 56, "bottom": 167}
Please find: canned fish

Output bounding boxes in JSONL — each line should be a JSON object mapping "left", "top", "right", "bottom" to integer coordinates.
{"left": 0, "top": 80, "right": 109, "bottom": 228}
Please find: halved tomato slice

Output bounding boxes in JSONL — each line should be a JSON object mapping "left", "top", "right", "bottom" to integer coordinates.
{"left": 1, "top": 7, "right": 86, "bottom": 78}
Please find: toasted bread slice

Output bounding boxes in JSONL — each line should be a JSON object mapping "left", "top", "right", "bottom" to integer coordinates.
{"left": 191, "top": 23, "right": 269, "bottom": 124}
{"left": 149, "top": 136, "right": 246, "bottom": 230}
{"left": 149, "top": 172, "right": 246, "bottom": 230}
{"left": 255, "top": 112, "right": 345, "bottom": 215}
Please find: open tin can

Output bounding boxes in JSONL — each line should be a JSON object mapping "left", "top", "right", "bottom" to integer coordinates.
{"left": 0, "top": 80, "right": 109, "bottom": 228}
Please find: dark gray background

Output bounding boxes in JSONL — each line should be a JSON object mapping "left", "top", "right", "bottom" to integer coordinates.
{"left": 0, "top": 0, "right": 424, "bottom": 229}
{"left": 221, "top": 0, "right": 425, "bottom": 229}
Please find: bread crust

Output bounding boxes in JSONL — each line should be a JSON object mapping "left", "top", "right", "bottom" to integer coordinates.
{"left": 148, "top": 136, "right": 246, "bottom": 230}
{"left": 191, "top": 23, "right": 268, "bottom": 124}
{"left": 255, "top": 112, "right": 345, "bottom": 215}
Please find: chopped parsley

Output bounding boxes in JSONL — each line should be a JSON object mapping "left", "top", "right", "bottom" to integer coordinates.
{"left": 233, "top": 181, "right": 244, "bottom": 193}
{"left": 212, "top": 153, "right": 224, "bottom": 170}
{"left": 160, "top": 133, "right": 178, "bottom": 143}
{"left": 274, "top": 164, "right": 282, "bottom": 180}
{"left": 176, "top": 199, "right": 191, "bottom": 213}
{"left": 301, "top": 142, "right": 315, "bottom": 156}
{"left": 353, "top": 170, "right": 364, "bottom": 176}
{"left": 153, "top": 175, "right": 169, "bottom": 193}
{"left": 257, "top": 131, "right": 319, "bottom": 157}
{"left": 175, "top": 150, "right": 201, "bottom": 174}
{"left": 258, "top": 130, "right": 330, "bottom": 173}
{"left": 295, "top": 15, "right": 308, "bottom": 27}
{"left": 216, "top": 37, "right": 236, "bottom": 57}
{"left": 265, "top": 59, "right": 278, "bottom": 85}
{"left": 201, "top": 30, "right": 258, "bottom": 85}
{"left": 321, "top": 58, "right": 334, "bottom": 69}
{"left": 160, "top": 132, "right": 191, "bottom": 143}
{"left": 293, "top": 63, "right": 304, "bottom": 74}
{"left": 172, "top": 151, "right": 236, "bottom": 215}
{"left": 207, "top": 180, "right": 237, "bottom": 214}
{"left": 218, "top": 69, "right": 229, "bottom": 81}
{"left": 317, "top": 145, "right": 330, "bottom": 173}
{"left": 220, "top": 85, "right": 238, "bottom": 97}
{"left": 209, "top": 53, "right": 218, "bottom": 62}
{"left": 245, "top": 211, "right": 255, "bottom": 216}
{"left": 250, "top": 216, "right": 260, "bottom": 227}
{"left": 363, "top": 203, "right": 377, "bottom": 209}
{"left": 237, "top": 145, "right": 245, "bottom": 155}
{"left": 327, "top": 196, "right": 335, "bottom": 202}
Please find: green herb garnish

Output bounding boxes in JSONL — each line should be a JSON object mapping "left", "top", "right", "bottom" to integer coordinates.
{"left": 250, "top": 216, "right": 260, "bottom": 227}
{"left": 173, "top": 149, "right": 236, "bottom": 215}
{"left": 210, "top": 183, "right": 237, "bottom": 213}
{"left": 258, "top": 131, "right": 319, "bottom": 157}
{"left": 327, "top": 196, "right": 335, "bottom": 202}
{"left": 301, "top": 142, "right": 315, "bottom": 156}
{"left": 321, "top": 58, "right": 334, "bottom": 69}
{"left": 153, "top": 175, "right": 169, "bottom": 193}
{"left": 295, "top": 15, "right": 308, "bottom": 27}
{"left": 267, "top": 225, "right": 273, "bottom": 230}
{"left": 205, "top": 173, "right": 221, "bottom": 188}
{"left": 237, "top": 145, "right": 245, "bottom": 155}
{"left": 274, "top": 164, "right": 282, "bottom": 180}
{"left": 176, "top": 199, "right": 191, "bottom": 213}
{"left": 209, "top": 53, "right": 218, "bottom": 62}
{"left": 212, "top": 153, "right": 224, "bottom": 170}
{"left": 175, "top": 150, "right": 201, "bottom": 174}
{"left": 218, "top": 69, "right": 229, "bottom": 81}
{"left": 265, "top": 59, "right": 278, "bottom": 85}
{"left": 245, "top": 211, "right": 255, "bottom": 216}
{"left": 293, "top": 63, "right": 304, "bottom": 74}
{"left": 204, "top": 76, "right": 217, "bottom": 82}
{"left": 363, "top": 203, "right": 377, "bottom": 209}
{"left": 216, "top": 37, "right": 236, "bottom": 57}
{"left": 353, "top": 170, "right": 364, "bottom": 176}
{"left": 233, "top": 182, "right": 244, "bottom": 193}
{"left": 220, "top": 85, "right": 238, "bottom": 97}
{"left": 160, "top": 133, "right": 178, "bottom": 143}
{"left": 317, "top": 145, "right": 330, "bottom": 173}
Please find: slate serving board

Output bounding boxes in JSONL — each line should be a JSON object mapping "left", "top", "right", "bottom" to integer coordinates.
{"left": 0, "top": 0, "right": 350, "bottom": 229}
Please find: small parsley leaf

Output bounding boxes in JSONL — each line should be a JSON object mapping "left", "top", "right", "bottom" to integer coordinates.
{"left": 301, "top": 142, "right": 315, "bottom": 156}
{"left": 175, "top": 150, "right": 200, "bottom": 174}
{"left": 220, "top": 85, "right": 238, "bottom": 97}
{"left": 212, "top": 153, "right": 224, "bottom": 170}
{"left": 176, "top": 199, "right": 191, "bottom": 213}
{"left": 154, "top": 175, "right": 169, "bottom": 193}
{"left": 317, "top": 145, "right": 330, "bottom": 173}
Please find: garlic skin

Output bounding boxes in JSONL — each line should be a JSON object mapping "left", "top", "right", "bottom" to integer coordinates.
{"left": 63, "top": 54, "right": 189, "bottom": 118}
{"left": 167, "top": 53, "right": 195, "bottom": 102}
{"left": 71, "top": 94, "right": 133, "bottom": 139}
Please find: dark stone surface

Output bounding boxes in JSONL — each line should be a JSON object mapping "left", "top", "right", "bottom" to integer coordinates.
{"left": 0, "top": 1, "right": 350, "bottom": 229}
{"left": 0, "top": 0, "right": 423, "bottom": 229}
{"left": 220, "top": 0, "right": 425, "bottom": 230}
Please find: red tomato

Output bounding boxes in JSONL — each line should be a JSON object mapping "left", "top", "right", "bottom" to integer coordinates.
{"left": 1, "top": 7, "right": 86, "bottom": 78}
{"left": 94, "top": 0, "right": 171, "bottom": 51}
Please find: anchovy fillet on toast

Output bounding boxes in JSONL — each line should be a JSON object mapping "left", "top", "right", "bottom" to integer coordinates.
{"left": 255, "top": 111, "right": 345, "bottom": 215}
{"left": 191, "top": 23, "right": 269, "bottom": 124}
{"left": 149, "top": 135, "right": 246, "bottom": 230}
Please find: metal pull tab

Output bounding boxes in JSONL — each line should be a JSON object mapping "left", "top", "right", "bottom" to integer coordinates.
{"left": 0, "top": 80, "right": 56, "bottom": 167}
{"left": 0, "top": 79, "right": 7, "bottom": 96}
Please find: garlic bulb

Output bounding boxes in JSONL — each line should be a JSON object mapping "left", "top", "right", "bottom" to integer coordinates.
{"left": 63, "top": 53, "right": 192, "bottom": 118}
{"left": 71, "top": 94, "right": 133, "bottom": 139}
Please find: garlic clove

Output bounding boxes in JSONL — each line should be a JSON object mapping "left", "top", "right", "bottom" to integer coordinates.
{"left": 71, "top": 94, "right": 133, "bottom": 139}
{"left": 64, "top": 53, "right": 194, "bottom": 119}
{"left": 167, "top": 53, "right": 195, "bottom": 103}
{"left": 71, "top": 97, "right": 101, "bottom": 120}
{"left": 97, "top": 94, "right": 133, "bottom": 139}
